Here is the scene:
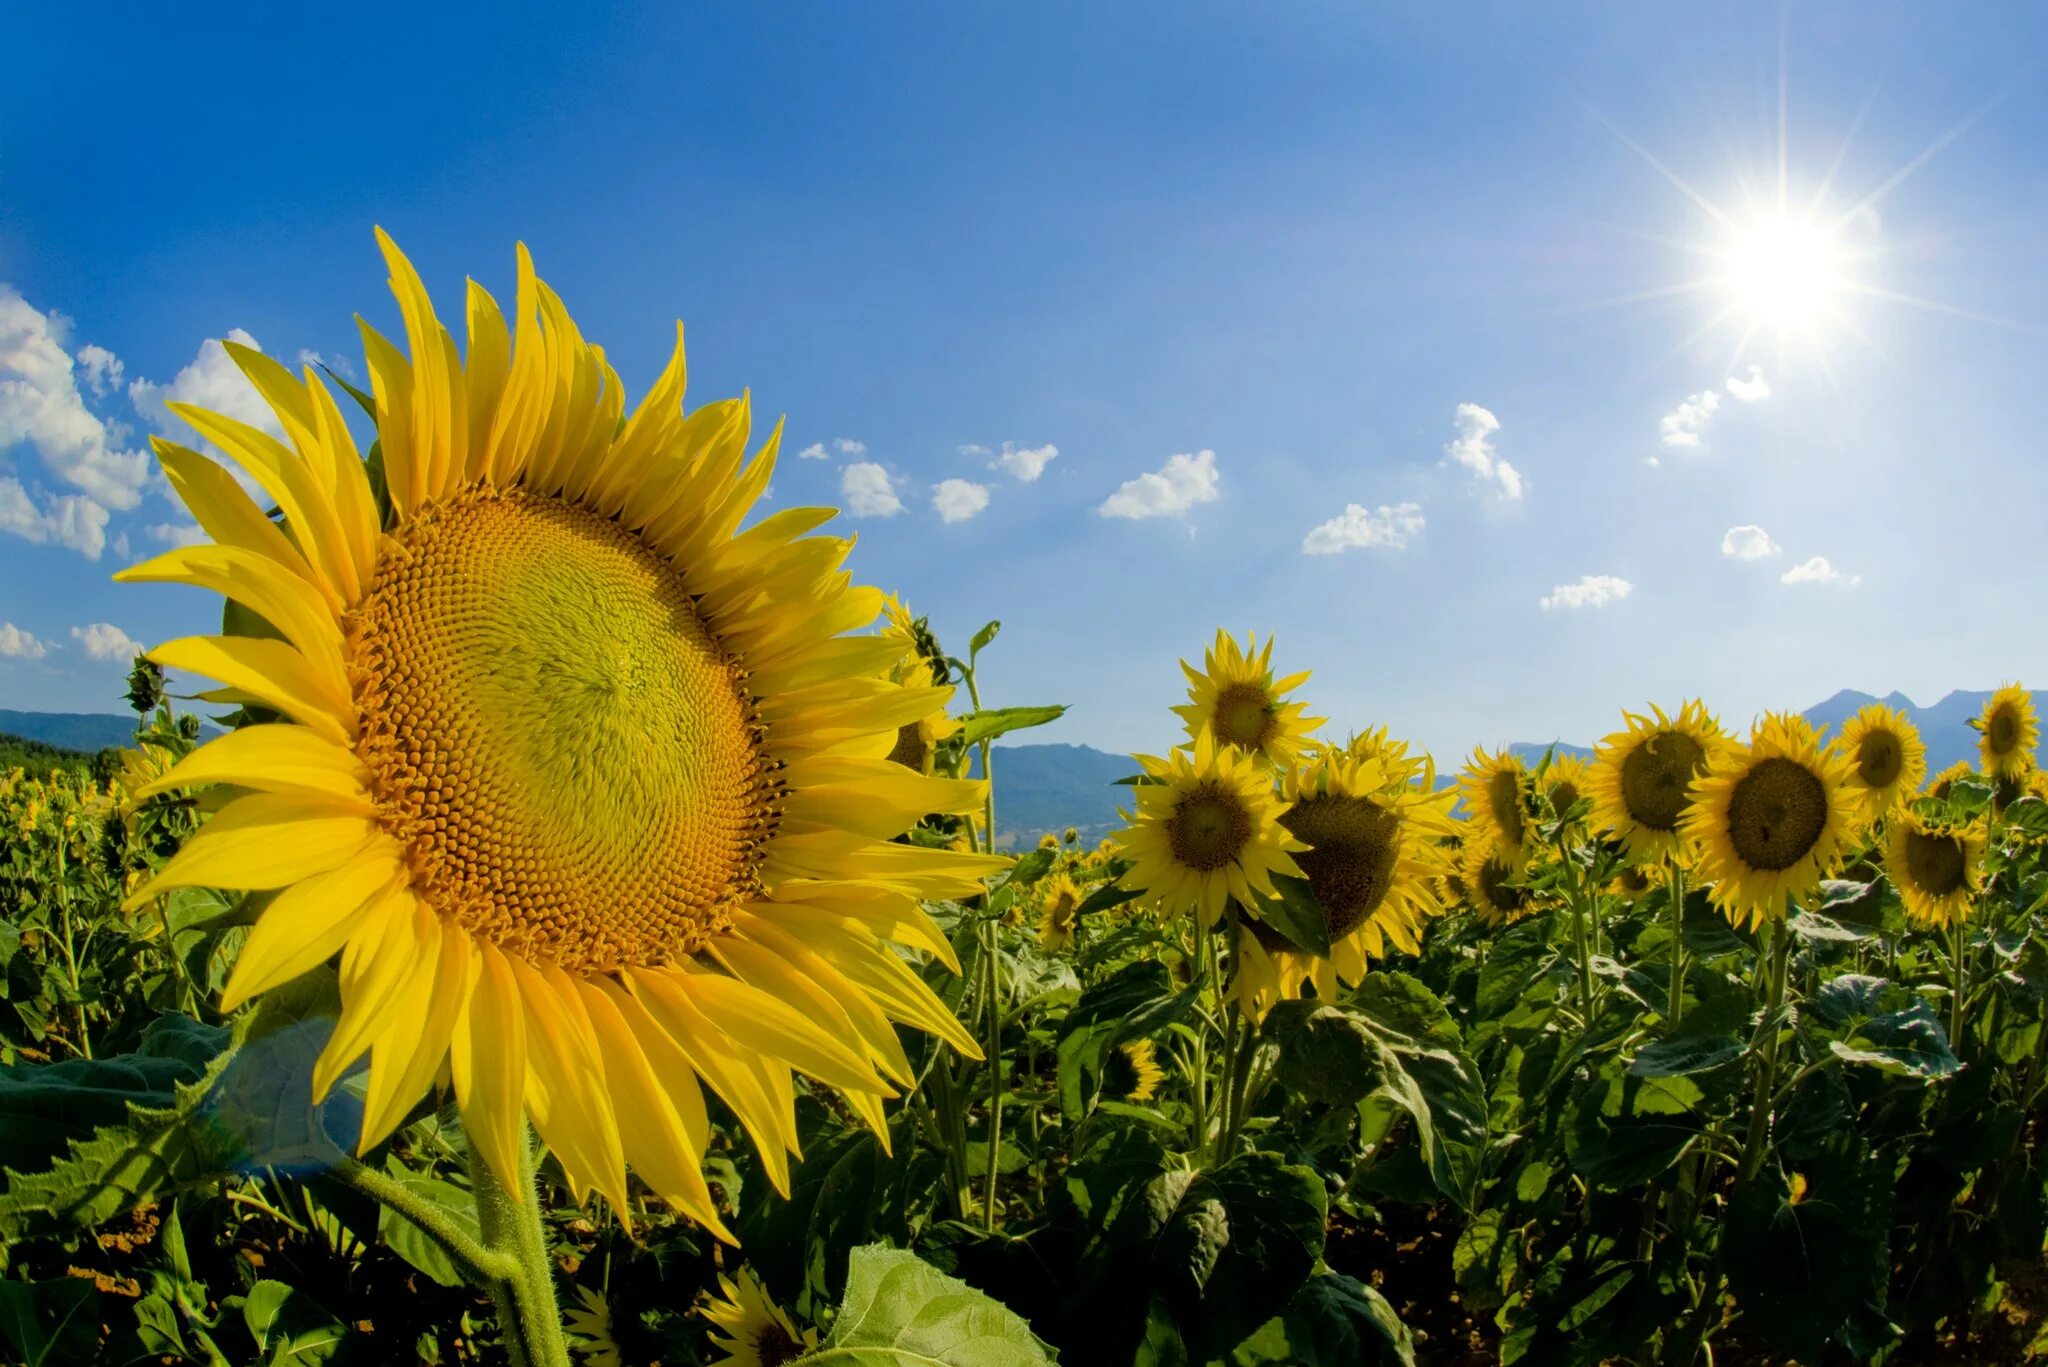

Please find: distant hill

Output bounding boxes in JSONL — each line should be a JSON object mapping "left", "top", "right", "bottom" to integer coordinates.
{"left": 0, "top": 732, "right": 98, "bottom": 779}
{"left": 974, "top": 744, "right": 1133, "bottom": 848}
{"left": 0, "top": 710, "right": 137, "bottom": 752}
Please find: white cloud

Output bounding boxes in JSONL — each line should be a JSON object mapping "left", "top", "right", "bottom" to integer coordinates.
{"left": 70, "top": 622, "right": 141, "bottom": 662}
{"left": 129, "top": 328, "right": 281, "bottom": 443}
{"left": 1302, "top": 501, "right": 1425, "bottom": 555}
{"left": 1725, "top": 366, "right": 1770, "bottom": 403}
{"left": 0, "top": 477, "right": 110, "bottom": 558}
{"left": 0, "top": 285, "right": 152, "bottom": 509}
{"left": 1720, "top": 525, "right": 1780, "bottom": 560}
{"left": 1781, "top": 556, "right": 1861, "bottom": 587}
{"left": 295, "top": 348, "right": 354, "bottom": 381}
{"left": 1540, "top": 574, "right": 1634, "bottom": 611}
{"left": 0, "top": 623, "right": 49, "bottom": 660}
{"left": 147, "top": 521, "right": 208, "bottom": 549}
{"left": 988, "top": 441, "right": 1058, "bottom": 483}
{"left": 1660, "top": 389, "right": 1722, "bottom": 448}
{"left": 1443, "top": 403, "right": 1523, "bottom": 501}
{"left": 840, "top": 462, "right": 903, "bottom": 517}
{"left": 957, "top": 443, "right": 991, "bottom": 458}
{"left": 797, "top": 443, "right": 830, "bottom": 460}
{"left": 932, "top": 478, "right": 992, "bottom": 524}
{"left": 76, "top": 344, "right": 126, "bottom": 398}
{"left": 833, "top": 437, "right": 866, "bottom": 456}
{"left": 1099, "top": 449, "right": 1220, "bottom": 520}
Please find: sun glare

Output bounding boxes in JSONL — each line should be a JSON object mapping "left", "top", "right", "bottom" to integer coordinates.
{"left": 1723, "top": 213, "right": 1845, "bottom": 332}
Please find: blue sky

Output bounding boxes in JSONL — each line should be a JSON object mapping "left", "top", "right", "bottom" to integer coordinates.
{"left": 4, "top": 4, "right": 2046, "bottom": 762}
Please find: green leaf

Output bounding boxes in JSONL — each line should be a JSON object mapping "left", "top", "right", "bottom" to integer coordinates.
{"left": 956, "top": 706, "right": 1067, "bottom": 747}
{"left": 1229, "top": 1273, "right": 1416, "bottom": 1366}
{"left": 1074, "top": 883, "right": 1144, "bottom": 919}
{"left": 0, "top": 1278, "right": 101, "bottom": 1366}
{"left": 969, "top": 621, "right": 1002, "bottom": 659}
{"left": 1005, "top": 848, "right": 1056, "bottom": 889}
{"left": 796, "top": 1245, "right": 1056, "bottom": 1365}
{"left": 1722, "top": 1137, "right": 1891, "bottom": 1363}
{"left": 1251, "top": 873, "right": 1332, "bottom": 957}
{"left": 1627, "top": 1034, "right": 1746, "bottom": 1078}
{"left": 375, "top": 1165, "right": 481, "bottom": 1288}
{"left": 1827, "top": 1000, "right": 1960, "bottom": 1079}
{"left": 240, "top": 1279, "right": 349, "bottom": 1364}
{"left": 0, "top": 1013, "right": 230, "bottom": 1172}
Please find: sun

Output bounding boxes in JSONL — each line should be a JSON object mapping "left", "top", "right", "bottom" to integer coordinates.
{"left": 1722, "top": 212, "right": 1846, "bottom": 333}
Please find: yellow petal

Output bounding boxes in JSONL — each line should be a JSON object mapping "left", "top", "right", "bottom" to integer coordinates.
{"left": 130, "top": 793, "right": 380, "bottom": 912}
{"left": 217, "top": 840, "right": 405, "bottom": 1010}
{"left": 146, "top": 636, "right": 352, "bottom": 744}
{"left": 450, "top": 945, "right": 529, "bottom": 1196}
{"left": 130, "top": 724, "right": 371, "bottom": 804}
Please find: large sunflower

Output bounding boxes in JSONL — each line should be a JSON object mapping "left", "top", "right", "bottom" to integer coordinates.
{"left": 120, "top": 234, "right": 1006, "bottom": 1231}
{"left": 1114, "top": 732, "right": 1303, "bottom": 926}
{"left": 1977, "top": 684, "right": 2038, "bottom": 781}
{"left": 1832, "top": 703, "right": 1927, "bottom": 820}
{"left": 1170, "top": 630, "right": 1323, "bottom": 768}
{"left": 1681, "top": 713, "right": 1856, "bottom": 928}
{"left": 1586, "top": 701, "right": 1724, "bottom": 865}
{"left": 1883, "top": 811, "right": 1985, "bottom": 929}
{"left": 1457, "top": 748, "right": 1532, "bottom": 864}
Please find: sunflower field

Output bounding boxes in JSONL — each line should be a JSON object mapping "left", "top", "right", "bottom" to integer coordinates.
{"left": 7, "top": 240, "right": 2048, "bottom": 1367}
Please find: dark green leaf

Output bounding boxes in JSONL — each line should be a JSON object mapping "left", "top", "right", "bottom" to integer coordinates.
{"left": 1251, "top": 874, "right": 1331, "bottom": 958}
{"left": 1627, "top": 1034, "right": 1746, "bottom": 1078}
{"left": 1229, "top": 1273, "right": 1416, "bottom": 1366}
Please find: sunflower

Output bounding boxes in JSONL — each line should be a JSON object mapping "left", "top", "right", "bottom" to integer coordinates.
{"left": 1884, "top": 811, "right": 1985, "bottom": 929}
{"left": 1101, "top": 1037, "right": 1165, "bottom": 1103}
{"left": 1682, "top": 713, "right": 1856, "bottom": 929}
{"left": 1586, "top": 701, "right": 1724, "bottom": 865}
{"left": 1977, "top": 684, "right": 2038, "bottom": 781}
{"left": 1461, "top": 837, "right": 1529, "bottom": 927}
{"left": 1832, "top": 704, "right": 1927, "bottom": 820}
{"left": 880, "top": 597, "right": 960, "bottom": 775}
{"left": 1037, "top": 872, "right": 1082, "bottom": 951}
{"left": 1540, "top": 753, "right": 1590, "bottom": 822}
{"left": 701, "top": 1270, "right": 815, "bottom": 1367}
{"left": 1457, "top": 748, "right": 1532, "bottom": 864}
{"left": 1114, "top": 732, "right": 1304, "bottom": 926}
{"left": 565, "top": 1285, "right": 624, "bottom": 1367}
{"left": 1170, "top": 630, "right": 1323, "bottom": 767}
{"left": 1926, "top": 760, "right": 1977, "bottom": 803}
{"left": 1608, "top": 863, "right": 1657, "bottom": 905}
{"left": 119, "top": 234, "right": 1007, "bottom": 1231}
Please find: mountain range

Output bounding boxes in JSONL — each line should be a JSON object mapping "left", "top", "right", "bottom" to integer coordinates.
{"left": 5, "top": 689, "right": 2038, "bottom": 846}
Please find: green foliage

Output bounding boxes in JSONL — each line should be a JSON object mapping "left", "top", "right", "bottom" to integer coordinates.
{"left": 797, "top": 1245, "right": 1056, "bottom": 1365}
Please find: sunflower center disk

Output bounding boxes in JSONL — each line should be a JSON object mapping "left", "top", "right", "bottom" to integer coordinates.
{"left": 1620, "top": 732, "right": 1708, "bottom": 831}
{"left": 1724, "top": 757, "right": 1829, "bottom": 873}
{"left": 1279, "top": 794, "right": 1400, "bottom": 939}
{"left": 1857, "top": 732, "right": 1902, "bottom": 789}
{"left": 1487, "top": 770, "right": 1525, "bottom": 847}
{"left": 1479, "top": 854, "right": 1522, "bottom": 913}
{"left": 347, "top": 489, "right": 779, "bottom": 972}
{"left": 1903, "top": 829, "right": 1968, "bottom": 897}
{"left": 1168, "top": 785, "right": 1254, "bottom": 872}
{"left": 1212, "top": 684, "right": 1275, "bottom": 750}
{"left": 1990, "top": 706, "right": 2020, "bottom": 756}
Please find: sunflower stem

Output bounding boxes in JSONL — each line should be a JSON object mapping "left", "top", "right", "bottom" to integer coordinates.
{"left": 982, "top": 918, "right": 1006, "bottom": 1231}
{"left": 333, "top": 1157, "right": 517, "bottom": 1288}
{"left": 1188, "top": 917, "right": 1213, "bottom": 1152}
{"left": 1737, "top": 920, "right": 1794, "bottom": 1182}
{"left": 1665, "top": 862, "right": 1687, "bottom": 1032}
{"left": 1948, "top": 919, "right": 1968, "bottom": 1049}
{"left": 467, "top": 1128, "right": 573, "bottom": 1367}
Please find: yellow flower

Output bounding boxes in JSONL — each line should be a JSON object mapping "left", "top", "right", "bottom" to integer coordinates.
{"left": 1586, "top": 701, "right": 1724, "bottom": 865}
{"left": 1682, "top": 713, "right": 1856, "bottom": 929}
{"left": 1457, "top": 748, "right": 1532, "bottom": 864}
{"left": 880, "top": 596, "right": 960, "bottom": 775}
{"left": 1832, "top": 704, "right": 1927, "bottom": 820}
{"left": 1608, "top": 863, "right": 1657, "bottom": 905}
{"left": 700, "top": 1270, "right": 815, "bottom": 1367}
{"left": 1171, "top": 630, "right": 1323, "bottom": 767}
{"left": 1037, "top": 873, "right": 1082, "bottom": 951}
{"left": 565, "top": 1285, "right": 624, "bottom": 1367}
{"left": 117, "top": 233, "right": 1007, "bottom": 1232}
{"left": 1461, "top": 837, "right": 1531, "bottom": 927}
{"left": 1540, "top": 753, "right": 1589, "bottom": 821}
{"left": 1103, "top": 1037, "right": 1165, "bottom": 1103}
{"left": 1884, "top": 811, "right": 1985, "bottom": 930}
{"left": 1114, "top": 733, "right": 1303, "bottom": 926}
{"left": 1977, "top": 684, "right": 2038, "bottom": 781}
{"left": 1926, "top": 760, "right": 1977, "bottom": 802}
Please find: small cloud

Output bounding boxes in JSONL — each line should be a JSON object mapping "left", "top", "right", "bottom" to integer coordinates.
{"left": 1099, "top": 450, "right": 1220, "bottom": 520}
{"left": 1781, "top": 555, "right": 1861, "bottom": 587}
{"left": 1443, "top": 403, "right": 1524, "bottom": 501}
{"left": 1725, "top": 366, "right": 1770, "bottom": 403}
{"left": 1660, "top": 389, "right": 1722, "bottom": 448}
{"left": 70, "top": 621, "right": 141, "bottom": 661}
{"left": 956, "top": 443, "right": 991, "bottom": 458}
{"left": 147, "top": 521, "right": 208, "bottom": 549}
{"left": 840, "top": 462, "right": 903, "bottom": 517}
{"left": 0, "top": 622, "right": 50, "bottom": 660}
{"left": 1720, "top": 525, "right": 1780, "bottom": 560}
{"left": 932, "top": 478, "right": 992, "bottom": 524}
{"left": 1540, "top": 574, "right": 1634, "bottom": 611}
{"left": 833, "top": 437, "right": 866, "bottom": 456}
{"left": 296, "top": 347, "right": 354, "bottom": 381}
{"left": 0, "top": 285, "right": 152, "bottom": 508}
{"left": 0, "top": 477, "right": 109, "bottom": 558}
{"left": 1302, "top": 501, "right": 1425, "bottom": 555}
{"left": 989, "top": 441, "right": 1058, "bottom": 483}
{"left": 76, "top": 343, "right": 126, "bottom": 398}
{"left": 797, "top": 443, "right": 831, "bottom": 460}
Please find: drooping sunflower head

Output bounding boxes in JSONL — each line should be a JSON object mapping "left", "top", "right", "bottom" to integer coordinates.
{"left": 1832, "top": 704, "right": 1927, "bottom": 820}
{"left": 1272, "top": 743, "right": 1453, "bottom": 993}
{"left": 1037, "top": 872, "right": 1083, "bottom": 951}
{"left": 1457, "top": 747, "right": 1533, "bottom": 863}
{"left": 1170, "top": 629, "right": 1324, "bottom": 768}
{"left": 118, "top": 233, "right": 1009, "bottom": 1231}
{"left": 1102, "top": 1037, "right": 1166, "bottom": 1103}
{"left": 1461, "top": 836, "right": 1530, "bottom": 927}
{"left": 1538, "top": 753, "right": 1590, "bottom": 823}
{"left": 1114, "top": 733, "right": 1304, "bottom": 926}
{"left": 880, "top": 596, "right": 960, "bottom": 775}
{"left": 701, "top": 1270, "right": 816, "bottom": 1367}
{"left": 1976, "top": 684, "right": 2038, "bottom": 781}
{"left": 1883, "top": 811, "right": 1985, "bottom": 930}
{"left": 1926, "top": 760, "right": 1978, "bottom": 803}
{"left": 1609, "top": 862, "right": 1657, "bottom": 905}
{"left": 1586, "top": 700, "right": 1725, "bottom": 864}
{"left": 1681, "top": 713, "right": 1856, "bottom": 929}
